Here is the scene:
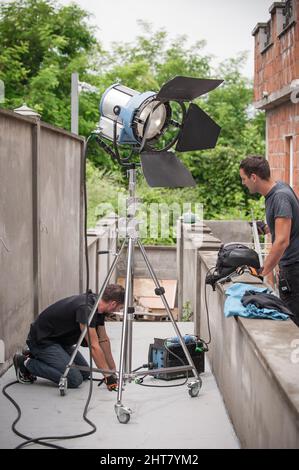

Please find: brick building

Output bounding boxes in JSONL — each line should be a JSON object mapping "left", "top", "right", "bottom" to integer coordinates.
{"left": 252, "top": 0, "right": 299, "bottom": 195}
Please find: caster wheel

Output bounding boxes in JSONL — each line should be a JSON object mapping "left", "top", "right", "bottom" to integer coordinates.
{"left": 188, "top": 378, "right": 202, "bottom": 398}
{"left": 59, "top": 377, "right": 68, "bottom": 396}
{"left": 115, "top": 405, "right": 132, "bottom": 424}
{"left": 117, "top": 411, "right": 131, "bottom": 424}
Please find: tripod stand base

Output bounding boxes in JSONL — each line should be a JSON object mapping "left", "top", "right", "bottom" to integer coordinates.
{"left": 59, "top": 167, "right": 203, "bottom": 424}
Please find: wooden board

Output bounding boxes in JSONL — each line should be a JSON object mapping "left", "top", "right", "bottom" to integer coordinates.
{"left": 117, "top": 277, "right": 177, "bottom": 309}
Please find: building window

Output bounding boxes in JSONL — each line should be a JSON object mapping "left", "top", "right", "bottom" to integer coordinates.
{"left": 283, "top": 0, "right": 294, "bottom": 29}
{"left": 278, "top": 0, "right": 296, "bottom": 36}
{"left": 260, "top": 21, "right": 273, "bottom": 53}
{"left": 264, "top": 21, "right": 272, "bottom": 49}
{"left": 285, "top": 136, "right": 294, "bottom": 188}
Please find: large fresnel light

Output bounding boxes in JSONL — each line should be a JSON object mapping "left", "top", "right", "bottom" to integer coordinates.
{"left": 96, "top": 76, "right": 223, "bottom": 187}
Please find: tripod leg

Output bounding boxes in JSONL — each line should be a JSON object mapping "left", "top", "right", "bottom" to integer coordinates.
{"left": 115, "top": 237, "right": 133, "bottom": 423}
{"left": 137, "top": 239, "right": 201, "bottom": 383}
{"left": 124, "top": 242, "right": 134, "bottom": 375}
{"left": 58, "top": 239, "right": 126, "bottom": 395}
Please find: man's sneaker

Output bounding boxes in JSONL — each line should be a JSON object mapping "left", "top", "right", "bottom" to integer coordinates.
{"left": 13, "top": 353, "right": 36, "bottom": 384}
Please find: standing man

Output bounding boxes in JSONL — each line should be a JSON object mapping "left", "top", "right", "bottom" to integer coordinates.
{"left": 13, "top": 284, "right": 125, "bottom": 388}
{"left": 239, "top": 155, "right": 299, "bottom": 326}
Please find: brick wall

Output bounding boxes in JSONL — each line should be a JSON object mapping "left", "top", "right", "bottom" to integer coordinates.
{"left": 253, "top": 3, "right": 299, "bottom": 101}
{"left": 252, "top": 1, "right": 299, "bottom": 195}
{"left": 267, "top": 101, "right": 299, "bottom": 188}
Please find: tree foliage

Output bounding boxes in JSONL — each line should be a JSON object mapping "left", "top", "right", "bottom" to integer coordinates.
{"left": 0, "top": 0, "right": 100, "bottom": 128}
{"left": 0, "top": 0, "right": 266, "bottom": 239}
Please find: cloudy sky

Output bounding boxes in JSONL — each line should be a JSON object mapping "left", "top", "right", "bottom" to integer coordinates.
{"left": 60, "top": 0, "right": 274, "bottom": 78}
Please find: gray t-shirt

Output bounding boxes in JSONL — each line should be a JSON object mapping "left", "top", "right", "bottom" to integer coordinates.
{"left": 265, "top": 181, "right": 299, "bottom": 266}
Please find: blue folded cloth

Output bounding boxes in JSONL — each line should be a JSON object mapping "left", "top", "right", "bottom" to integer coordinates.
{"left": 224, "top": 283, "right": 290, "bottom": 321}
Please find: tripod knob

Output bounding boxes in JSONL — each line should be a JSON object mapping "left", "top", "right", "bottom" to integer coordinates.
{"left": 155, "top": 287, "right": 165, "bottom": 296}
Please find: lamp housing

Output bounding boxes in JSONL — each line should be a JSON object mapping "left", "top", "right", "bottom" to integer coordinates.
{"left": 99, "top": 83, "right": 171, "bottom": 145}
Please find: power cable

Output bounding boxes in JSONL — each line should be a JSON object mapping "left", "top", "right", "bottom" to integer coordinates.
{"left": 134, "top": 341, "right": 189, "bottom": 388}
{"left": 203, "top": 266, "right": 217, "bottom": 346}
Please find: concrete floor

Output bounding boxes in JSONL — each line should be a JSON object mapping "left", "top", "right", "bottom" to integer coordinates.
{"left": 0, "top": 322, "right": 239, "bottom": 449}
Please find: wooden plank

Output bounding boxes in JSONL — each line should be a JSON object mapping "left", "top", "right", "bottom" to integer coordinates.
{"left": 161, "top": 279, "right": 177, "bottom": 308}
{"left": 117, "top": 277, "right": 177, "bottom": 309}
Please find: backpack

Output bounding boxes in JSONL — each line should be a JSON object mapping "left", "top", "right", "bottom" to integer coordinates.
{"left": 216, "top": 243, "right": 260, "bottom": 278}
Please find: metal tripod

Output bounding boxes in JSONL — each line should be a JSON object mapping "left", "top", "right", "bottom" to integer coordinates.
{"left": 59, "top": 168, "right": 202, "bottom": 424}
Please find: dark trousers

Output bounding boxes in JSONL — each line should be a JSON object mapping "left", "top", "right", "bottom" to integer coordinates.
{"left": 26, "top": 341, "right": 90, "bottom": 388}
{"left": 279, "top": 264, "right": 299, "bottom": 327}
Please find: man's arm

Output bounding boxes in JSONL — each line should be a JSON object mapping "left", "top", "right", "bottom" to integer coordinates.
{"left": 79, "top": 324, "right": 112, "bottom": 376}
{"left": 96, "top": 325, "right": 116, "bottom": 371}
{"left": 261, "top": 217, "right": 292, "bottom": 276}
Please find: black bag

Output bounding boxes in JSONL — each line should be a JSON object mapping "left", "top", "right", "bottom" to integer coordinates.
{"left": 216, "top": 243, "right": 260, "bottom": 278}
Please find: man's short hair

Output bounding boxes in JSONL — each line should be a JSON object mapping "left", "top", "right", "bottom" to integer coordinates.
{"left": 102, "top": 284, "right": 125, "bottom": 305}
{"left": 239, "top": 155, "right": 270, "bottom": 180}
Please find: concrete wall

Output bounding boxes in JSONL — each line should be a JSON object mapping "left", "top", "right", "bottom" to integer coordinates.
{"left": 117, "top": 245, "right": 177, "bottom": 281}
{"left": 38, "top": 125, "right": 84, "bottom": 309}
{"left": 177, "top": 218, "right": 222, "bottom": 321}
{"left": 0, "top": 111, "right": 35, "bottom": 374}
{"left": 204, "top": 220, "right": 252, "bottom": 245}
{"left": 179, "top": 222, "right": 299, "bottom": 448}
{"left": 85, "top": 214, "right": 118, "bottom": 293}
{"left": 0, "top": 109, "right": 84, "bottom": 375}
{"left": 199, "top": 251, "right": 299, "bottom": 448}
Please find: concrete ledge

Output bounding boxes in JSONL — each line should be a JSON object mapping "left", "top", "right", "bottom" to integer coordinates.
{"left": 197, "top": 251, "right": 299, "bottom": 448}
{"left": 254, "top": 83, "right": 294, "bottom": 111}
{"left": 269, "top": 3, "right": 286, "bottom": 15}
{"left": 0, "top": 108, "right": 85, "bottom": 141}
{"left": 204, "top": 220, "right": 252, "bottom": 245}
{"left": 252, "top": 22, "right": 268, "bottom": 36}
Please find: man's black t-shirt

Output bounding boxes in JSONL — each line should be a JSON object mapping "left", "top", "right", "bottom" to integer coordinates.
{"left": 28, "top": 293, "right": 105, "bottom": 348}
{"left": 265, "top": 181, "right": 299, "bottom": 266}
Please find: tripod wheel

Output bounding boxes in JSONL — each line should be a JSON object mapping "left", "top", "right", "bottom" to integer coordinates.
{"left": 117, "top": 411, "right": 130, "bottom": 424}
{"left": 116, "top": 406, "right": 132, "bottom": 424}
{"left": 59, "top": 377, "right": 68, "bottom": 396}
{"left": 188, "top": 378, "right": 202, "bottom": 398}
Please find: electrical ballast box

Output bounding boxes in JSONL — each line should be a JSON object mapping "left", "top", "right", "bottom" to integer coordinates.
{"left": 148, "top": 335, "right": 205, "bottom": 380}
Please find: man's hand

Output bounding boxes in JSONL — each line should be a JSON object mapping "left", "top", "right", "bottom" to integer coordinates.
{"left": 250, "top": 220, "right": 269, "bottom": 235}
{"left": 105, "top": 374, "right": 118, "bottom": 391}
{"left": 257, "top": 220, "right": 269, "bottom": 235}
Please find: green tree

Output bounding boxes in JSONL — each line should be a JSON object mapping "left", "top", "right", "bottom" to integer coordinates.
{"left": 104, "top": 39, "right": 265, "bottom": 227}
{"left": 0, "top": 0, "right": 101, "bottom": 129}
{"left": 0, "top": 3, "right": 266, "bottom": 235}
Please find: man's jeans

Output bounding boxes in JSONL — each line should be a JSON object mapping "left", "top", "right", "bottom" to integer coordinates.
{"left": 279, "top": 263, "right": 299, "bottom": 327}
{"left": 26, "top": 341, "right": 90, "bottom": 388}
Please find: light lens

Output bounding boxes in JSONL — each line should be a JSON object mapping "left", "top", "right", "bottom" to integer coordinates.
{"left": 137, "top": 101, "right": 167, "bottom": 139}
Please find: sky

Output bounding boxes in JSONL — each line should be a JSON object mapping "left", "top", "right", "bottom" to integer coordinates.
{"left": 60, "top": 0, "right": 275, "bottom": 78}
